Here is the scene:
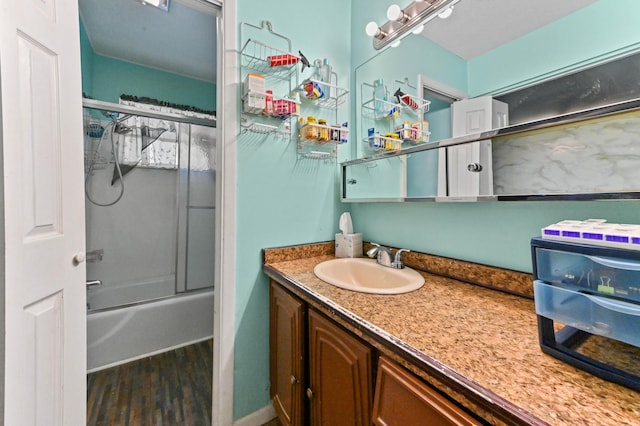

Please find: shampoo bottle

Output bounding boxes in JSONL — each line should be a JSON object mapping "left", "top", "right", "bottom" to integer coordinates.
{"left": 373, "top": 79, "right": 387, "bottom": 118}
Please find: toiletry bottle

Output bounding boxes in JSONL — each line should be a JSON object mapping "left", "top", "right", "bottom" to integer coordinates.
{"left": 319, "top": 58, "right": 332, "bottom": 97}
{"left": 373, "top": 79, "right": 387, "bottom": 118}
{"left": 394, "top": 88, "right": 419, "bottom": 110}
{"left": 264, "top": 90, "right": 273, "bottom": 115}
{"left": 318, "top": 119, "right": 329, "bottom": 142}
{"left": 305, "top": 116, "right": 318, "bottom": 140}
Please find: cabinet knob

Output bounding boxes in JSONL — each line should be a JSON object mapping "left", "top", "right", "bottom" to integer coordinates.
{"left": 290, "top": 375, "right": 297, "bottom": 385}
{"left": 306, "top": 388, "right": 313, "bottom": 399}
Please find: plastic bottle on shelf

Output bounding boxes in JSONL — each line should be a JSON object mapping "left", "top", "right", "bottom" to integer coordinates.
{"left": 290, "top": 92, "right": 300, "bottom": 116}
{"left": 264, "top": 90, "right": 274, "bottom": 116}
{"left": 318, "top": 119, "right": 329, "bottom": 142}
{"left": 305, "top": 116, "right": 318, "bottom": 140}
{"left": 319, "top": 58, "right": 332, "bottom": 98}
{"left": 373, "top": 79, "right": 387, "bottom": 118}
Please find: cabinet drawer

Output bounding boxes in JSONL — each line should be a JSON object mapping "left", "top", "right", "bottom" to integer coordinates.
{"left": 533, "top": 246, "right": 640, "bottom": 303}
{"left": 534, "top": 280, "right": 640, "bottom": 347}
{"left": 372, "top": 357, "right": 482, "bottom": 426}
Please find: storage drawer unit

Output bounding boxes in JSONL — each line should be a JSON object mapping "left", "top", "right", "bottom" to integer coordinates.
{"left": 531, "top": 237, "right": 640, "bottom": 391}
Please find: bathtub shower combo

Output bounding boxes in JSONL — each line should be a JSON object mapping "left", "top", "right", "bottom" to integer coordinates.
{"left": 83, "top": 99, "right": 216, "bottom": 371}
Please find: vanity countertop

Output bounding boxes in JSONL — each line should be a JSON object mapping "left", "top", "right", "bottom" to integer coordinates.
{"left": 263, "top": 243, "right": 640, "bottom": 426}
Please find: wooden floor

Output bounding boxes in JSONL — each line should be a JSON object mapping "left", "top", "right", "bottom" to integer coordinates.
{"left": 87, "top": 339, "right": 213, "bottom": 426}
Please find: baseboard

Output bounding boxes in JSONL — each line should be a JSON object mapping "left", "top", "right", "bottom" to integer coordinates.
{"left": 233, "top": 404, "right": 276, "bottom": 426}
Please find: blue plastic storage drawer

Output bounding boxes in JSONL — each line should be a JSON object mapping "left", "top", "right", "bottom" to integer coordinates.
{"left": 534, "top": 248, "right": 640, "bottom": 304}
{"left": 534, "top": 280, "right": 640, "bottom": 347}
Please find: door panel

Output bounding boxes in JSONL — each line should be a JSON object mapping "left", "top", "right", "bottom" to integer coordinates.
{"left": 25, "top": 292, "right": 64, "bottom": 426}
{"left": 18, "top": 34, "right": 62, "bottom": 240}
{"left": 1, "top": 0, "right": 86, "bottom": 424}
{"left": 270, "top": 282, "right": 305, "bottom": 426}
{"left": 308, "top": 310, "right": 373, "bottom": 426}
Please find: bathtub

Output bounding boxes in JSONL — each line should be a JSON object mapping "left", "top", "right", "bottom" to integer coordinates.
{"left": 87, "top": 288, "right": 214, "bottom": 372}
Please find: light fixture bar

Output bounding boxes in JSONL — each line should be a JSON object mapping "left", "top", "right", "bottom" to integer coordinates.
{"left": 372, "top": 0, "right": 459, "bottom": 50}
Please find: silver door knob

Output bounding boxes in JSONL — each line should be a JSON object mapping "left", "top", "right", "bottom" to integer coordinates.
{"left": 73, "top": 253, "right": 86, "bottom": 264}
{"left": 467, "top": 163, "right": 483, "bottom": 172}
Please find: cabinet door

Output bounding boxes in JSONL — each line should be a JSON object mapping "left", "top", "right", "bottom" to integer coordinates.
{"left": 440, "top": 96, "right": 508, "bottom": 197}
{"left": 308, "top": 309, "right": 373, "bottom": 426}
{"left": 372, "top": 357, "right": 482, "bottom": 426}
{"left": 270, "top": 281, "right": 305, "bottom": 426}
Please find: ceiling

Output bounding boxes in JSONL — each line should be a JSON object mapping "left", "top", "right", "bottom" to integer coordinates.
{"left": 421, "top": 0, "right": 598, "bottom": 59}
{"left": 79, "top": 0, "right": 218, "bottom": 83}
{"left": 79, "top": 0, "right": 599, "bottom": 84}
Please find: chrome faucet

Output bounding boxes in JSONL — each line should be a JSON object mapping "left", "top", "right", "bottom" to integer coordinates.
{"left": 366, "top": 243, "right": 410, "bottom": 269}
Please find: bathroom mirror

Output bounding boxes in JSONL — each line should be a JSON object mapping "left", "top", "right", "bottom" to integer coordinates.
{"left": 348, "top": 0, "right": 640, "bottom": 202}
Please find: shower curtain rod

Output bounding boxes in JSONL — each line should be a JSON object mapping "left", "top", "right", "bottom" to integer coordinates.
{"left": 83, "top": 98, "right": 217, "bottom": 128}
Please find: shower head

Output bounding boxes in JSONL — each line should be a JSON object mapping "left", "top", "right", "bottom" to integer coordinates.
{"left": 114, "top": 122, "right": 133, "bottom": 134}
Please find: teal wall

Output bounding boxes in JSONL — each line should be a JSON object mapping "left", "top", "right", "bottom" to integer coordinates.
{"left": 234, "top": 0, "right": 352, "bottom": 419}
{"left": 79, "top": 21, "right": 216, "bottom": 111}
{"left": 349, "top": 0, "right": 640, "bottom": 275}
{"left": 79, "top": 19, "right": 94, "bottom": 96}
{"left": 468, "top": 0, "right": 640, "bottom": 96}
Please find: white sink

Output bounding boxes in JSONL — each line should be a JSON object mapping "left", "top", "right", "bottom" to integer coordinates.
{"left": 313, "top": 258, "right": 425, "bottom": 294}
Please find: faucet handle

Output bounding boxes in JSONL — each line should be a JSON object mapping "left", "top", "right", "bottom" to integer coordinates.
{"left": 366, "top": 242, "right": 381, "bottom": 258}
{"left": 392, "top": 249, "right": 410, "bottom": 269}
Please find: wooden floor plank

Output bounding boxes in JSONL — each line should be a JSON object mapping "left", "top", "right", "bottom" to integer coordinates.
{"left": 87, "top": 340, "right": 213, "bottom": 426}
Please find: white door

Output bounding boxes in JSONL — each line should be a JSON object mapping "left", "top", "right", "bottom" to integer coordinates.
{"left": 0, "top": 0, "right": 86, "bottom": 424}
{"left": 446, "top": 97, "right": 508, "bottom": 197}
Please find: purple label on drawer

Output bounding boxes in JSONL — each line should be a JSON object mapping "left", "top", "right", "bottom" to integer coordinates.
{"left": 544, "top": 229, "right": 560, "bottom": 236}
{"left": 562, "top": 231, "right": 580, "bottom": 238}
{"left": 632, "top": 237, "right": 640, "bottom": 245}
{"left": 606, "top": 235, "right": 629, "bottom": 243}
{"left": 583, "top": 232, "right": 604, "bottom": 240}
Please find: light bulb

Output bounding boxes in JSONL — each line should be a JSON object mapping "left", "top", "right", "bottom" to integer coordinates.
{"left": 438, "top": 6, "right": 454, "bottom": 19}
{"left": 387, "top": 4, "right": 403, "bottom": 21}
{"left": 365, "top": 21, "right": 380, "bottom": 37}
{"left": 412, "top": 24, "right": 425, "bottom": 34}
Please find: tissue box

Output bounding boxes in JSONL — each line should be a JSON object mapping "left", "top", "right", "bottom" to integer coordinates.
{"left": 335, "top": 233, "right": 363, "bottom": 258}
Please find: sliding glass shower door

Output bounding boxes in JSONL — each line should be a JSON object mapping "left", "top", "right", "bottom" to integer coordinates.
{"left": 83, "top": 103, "right": 216, "bottom": 311}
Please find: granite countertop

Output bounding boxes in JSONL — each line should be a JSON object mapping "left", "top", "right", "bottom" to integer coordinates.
{"left": 263, "top": 244, "right": 640, "bottom": 426}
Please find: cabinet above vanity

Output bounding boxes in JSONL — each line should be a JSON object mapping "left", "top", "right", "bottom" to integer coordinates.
{"left": 343, "top": 97, "right": 640, "bottom": 202}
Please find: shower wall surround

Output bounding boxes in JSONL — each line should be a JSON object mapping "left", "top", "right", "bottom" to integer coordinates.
{"left": 493, "top": 109, "right": 640, "bottom": 195}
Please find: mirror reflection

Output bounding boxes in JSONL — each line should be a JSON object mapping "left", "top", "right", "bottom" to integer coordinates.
{"left": 349, "top": 0, "right": 640, "bottom": 201}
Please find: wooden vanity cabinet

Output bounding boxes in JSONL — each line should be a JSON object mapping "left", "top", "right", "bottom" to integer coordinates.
{"left": 270, "top": 280, "right": 479, "bottom": 426}
{"left": 269, "top": 281, "right": 374, "bottom": 426}
{"left": 308, "top": 309, "right": 373, "bottom": 426}
{"left": 270, "top": 282, "right": 305, "bottom": 426}
{"left": 372, "top": 356, "right": 482, "bottom": 426}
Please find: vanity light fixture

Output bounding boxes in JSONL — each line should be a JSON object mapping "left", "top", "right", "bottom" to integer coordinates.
{"left": 438, "top": 5, "right": 454, "bottom": 19}
{"left": 365, "top": 21, "right": 387, "bottom": 39}
{"left": 138, "top": 0, "right": 170, "bottom": 12}
{"left": 366, "top": 0, "right": 461, "bottom": 50}
{"left": 387, "top": 4, "right": 409, "bottom": 23}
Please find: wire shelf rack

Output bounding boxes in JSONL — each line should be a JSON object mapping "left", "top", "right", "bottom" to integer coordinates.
{"left": 297, "top": 78, "right": 349, "bottom": 110}
{"left": 240, "top": 38, "right": 300, "bottom": 81}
